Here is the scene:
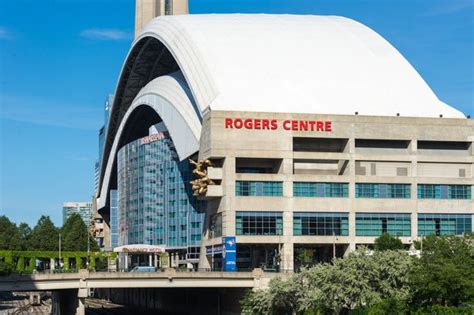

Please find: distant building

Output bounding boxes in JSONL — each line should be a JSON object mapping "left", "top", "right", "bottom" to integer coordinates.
{"left": 95, "top": 95, "right": 114, "bottom": 194}
{"left": 135, "top": 0, "right": 188, "bottom": 38}
{"left": 90, "top": 197, "right": 110, "bottom": 251}
{"left": 62, "top": 202, "right": 93, "bottom": 226}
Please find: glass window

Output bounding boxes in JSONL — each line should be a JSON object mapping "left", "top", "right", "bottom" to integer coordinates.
{"left": 293, "top": 212, "right": 349, "bottom": 236}
{"left": 356, "top": 183, "right": 411, "bottom": 199}
{"left": 418, "top": 214, "right": 472, "bottom": 236}
{"left": 236, "top": 211, "right": 283, "bottom": 235}
{"left": 356, "top": 213, "right": 411, "bottom": 236}
{"left": 294, "top": 182, "right": 348, "bottom": 197}
{"left": 235, "top": 181, "right": 283, "bottom": 196}
{"left": 418, "top": 184, "right": 471, "bottom": 199}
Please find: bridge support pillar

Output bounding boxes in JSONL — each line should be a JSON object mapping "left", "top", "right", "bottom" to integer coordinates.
{"left": 76, "top": 288, "right": 88, "bottom": 315}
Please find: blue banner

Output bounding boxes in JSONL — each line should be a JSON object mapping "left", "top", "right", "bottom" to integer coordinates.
{"left": 223, "top": 236, "right": 236, "bottom": 272}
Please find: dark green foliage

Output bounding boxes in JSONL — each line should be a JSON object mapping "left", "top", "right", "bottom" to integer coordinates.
{"left": 353, "top": 298, "right": 408, "bottom": 315}
{"left": 0, "top": 260, "right": 14, "bottom": 275}
{"left": 17, "top": 222, "right": 32, "bottom": 250}
{"left": 62, "top": 213, "right": 98, "bottom": 251}
{"left": 410, "top": 234, "right": 474, "bottom": 307}
{"left": 0, "top": 216, "right": 21, "bottom": 250}
{"left": 411, "top": 305, "right": 474, "bottom": 314}
{"left": 28, "top": 216, "right": 59, "bottom": 251}
{"left": 374, "top": 233, "right": 404, "bottom": 251}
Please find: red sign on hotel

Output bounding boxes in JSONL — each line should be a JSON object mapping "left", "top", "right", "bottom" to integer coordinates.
{"left": 224, "top": 118, "right": 332, "bottom": 132}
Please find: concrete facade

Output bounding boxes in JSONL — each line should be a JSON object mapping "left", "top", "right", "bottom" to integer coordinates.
{"left": 198, "top": 111, "right": 474, "bottom": 271}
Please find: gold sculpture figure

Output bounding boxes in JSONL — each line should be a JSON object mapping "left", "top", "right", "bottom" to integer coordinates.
{"left": 189, "top": 159, "right": 215, "bottom": 196}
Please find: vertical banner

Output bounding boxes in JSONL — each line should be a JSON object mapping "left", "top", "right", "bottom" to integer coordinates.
{"left": 223, "top": 236, "right": 237, "bottom": 272}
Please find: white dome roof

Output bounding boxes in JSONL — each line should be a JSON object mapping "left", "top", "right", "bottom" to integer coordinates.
{"left": 136, "top": 14, "right": 464, "bottom": 118}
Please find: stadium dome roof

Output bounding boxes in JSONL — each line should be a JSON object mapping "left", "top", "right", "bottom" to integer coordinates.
{"left": 136, "top": 14, "right": 464, "bottom": 118}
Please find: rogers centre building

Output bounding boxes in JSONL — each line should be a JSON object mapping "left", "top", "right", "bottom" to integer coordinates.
{"left": 97, "top": 14, "right": 473, "bottom": 272}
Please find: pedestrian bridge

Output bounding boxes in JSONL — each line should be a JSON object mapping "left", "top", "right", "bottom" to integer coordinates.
{"left": 0, "top": 269, "right": 279, "bottom": 292}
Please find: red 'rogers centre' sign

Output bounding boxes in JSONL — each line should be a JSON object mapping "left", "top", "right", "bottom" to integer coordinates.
{"left": 224, "top": 118, "right": 332, "bottom": 132}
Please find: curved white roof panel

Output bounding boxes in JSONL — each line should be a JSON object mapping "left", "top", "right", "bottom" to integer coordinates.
{"left": 136, "top": 14, "right": 464, "bottom": 118}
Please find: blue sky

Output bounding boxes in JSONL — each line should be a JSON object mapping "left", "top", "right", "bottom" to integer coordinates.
{"left": 0, "top": 0, "right": 472, "bottom": 227}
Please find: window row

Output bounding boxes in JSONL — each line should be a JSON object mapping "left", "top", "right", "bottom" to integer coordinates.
{"left": 294, "top": 182, "right": 348, "bottom": 197}
{"left": 235, "top": 181, "right": 471, "bottom": 200}
{"left": 355, "top": 183, "right": 411, "bottom": 199}
{"left": 234, "top": 211, "right": 472, "bottom": 237}
{"left": 418, "top": 184, "right": 471, "bottom": 199}
{"left": 235, "top": 181, "right": 283, "bottom": 196}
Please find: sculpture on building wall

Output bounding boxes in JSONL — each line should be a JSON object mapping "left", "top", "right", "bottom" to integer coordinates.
{"left": 189, "top": 159, "right": 214, "bottom": 196}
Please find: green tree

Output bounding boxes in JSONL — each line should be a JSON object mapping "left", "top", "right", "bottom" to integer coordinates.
{"left": 374, "top": 233, "right": 404, "bottom": 251}
{"left": 242, "top": 249, "right": 413, "bottom": 314}
{"left": 17, "top": 222, "right": 32, "bottom": 250}
{"left": 300, "top": 250, "right": 412, "bottom": 313}
{"left": 29, "top": 215, "right": 59, "bottom": 251}
{"left": 410, "top": 234, "right": 474, "bottom": 307}
{"left": 62, "top": 213, "right": 98, "bottom": 251}
{"left": 0, "top": 215, "right": 20, "bottom": 250}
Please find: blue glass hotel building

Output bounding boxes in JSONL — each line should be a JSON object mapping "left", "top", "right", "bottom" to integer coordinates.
{"left": 113, "top": 123, "right": 204, "bottom": 265}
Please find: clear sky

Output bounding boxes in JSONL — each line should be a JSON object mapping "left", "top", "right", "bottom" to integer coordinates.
{"left": 0, "top": 0, "right": 472, "bottom": 227}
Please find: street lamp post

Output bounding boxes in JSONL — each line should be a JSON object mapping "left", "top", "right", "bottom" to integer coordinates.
{"left": 58, "top": 233, "right": 62, "bottom": 269}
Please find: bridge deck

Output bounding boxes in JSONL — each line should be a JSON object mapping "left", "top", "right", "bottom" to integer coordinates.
{"left": 0, "top": 270, "right": 282, "bottom": 291}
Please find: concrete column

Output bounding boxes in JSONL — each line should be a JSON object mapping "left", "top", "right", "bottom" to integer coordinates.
{"left": 76, "top": 298, "right": 85, "bottom": 315}
{"left": 149, "top": 254, "right": 153, "bottom": 267}
{"left": 344, "top": 242, "right": 356, "bottom": 257}
{"left": 411, "top": 212, "right": 418, "bottom": 246}
{"left": 280, "top": 242, "right": 293, "bottom": 272}
{"left": 348, "top": 211, "right": 356, "bottom": 249}
{"left": 222, "top": 157, "right": 236, "bottom": 237}
{"left": 50, "top": 258, "right": 55, "bottom": 271}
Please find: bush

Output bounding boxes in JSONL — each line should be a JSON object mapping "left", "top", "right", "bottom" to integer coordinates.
{"left": 0, "top": 260, "right": 14, "bottom": 276}
{"left": 374, "top": 233, "right": 404, "bottom": 251}
{"left": 411, "top": 305, "right": 474, "bottom": 315}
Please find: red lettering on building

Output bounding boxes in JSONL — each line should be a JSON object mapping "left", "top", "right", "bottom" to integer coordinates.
{"left": 270, "top": 120, "right": 278, "bottom": 130}
{"left": 224, "top": 118, "right": 332, "bottom": 132}
{"left": 325, "top": 121, "right": 332, "bottom": 131}
{"left": 234, "top": 118, "right": 243, "bottom": 129}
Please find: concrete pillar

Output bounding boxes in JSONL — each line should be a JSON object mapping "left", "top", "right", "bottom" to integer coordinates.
{"left": 222, "top": 157, "right": 236, "bottom": 237}
{"left": 149, "top": 254, "right": 153, "bottom": 267}
{"left": 348, "top": 210, "right": 356, "bottom": 251}
{"left": 344, "top": 242, "right": 355, "bottom": 257}
{"left": 76, "top": 298, "right": 85, "bottom": 315}
{"left": 50, "top": 258, "right": 55, "bottom": 271}
{"left": 280, "top": 242, "right": 293, "bottom": 272}
{"left": 411, "top": 212, "right": 418, "bottom": 247}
